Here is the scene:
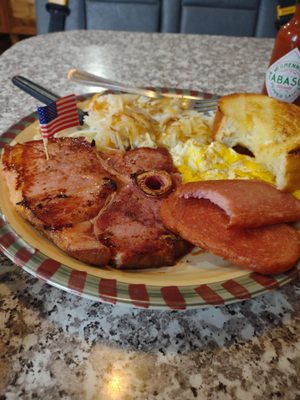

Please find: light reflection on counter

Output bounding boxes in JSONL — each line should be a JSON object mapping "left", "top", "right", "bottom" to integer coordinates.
{"left": 85, "top": 345, "right": 140, "bottom": 400}
{"left": 100, "top": 370, "right": 128, "bottom": 400}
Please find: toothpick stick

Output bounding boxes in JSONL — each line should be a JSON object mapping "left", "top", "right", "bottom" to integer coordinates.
{"left": 43, "top": 138, "right": 50, "bottom": 160}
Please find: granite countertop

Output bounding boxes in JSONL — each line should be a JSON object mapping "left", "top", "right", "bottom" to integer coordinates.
{"left": 0, "top": 30, "right": 300, "bottom": 400}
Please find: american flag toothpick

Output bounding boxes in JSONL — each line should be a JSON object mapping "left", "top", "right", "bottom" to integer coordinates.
{"left": 37, "top": 94, "right": 80, "bottom": 158}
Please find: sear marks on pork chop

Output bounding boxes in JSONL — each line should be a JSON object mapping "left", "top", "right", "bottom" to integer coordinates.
{"left": 95, "top": 147, "right": 192, "bottom": 269}
{"left": 99, "top": 147, "right": 180, "bottom": 184}
{"left": 3, "top": 138, "right": 117, "bottom": 228}
{"left": 46, "top": 220, "right": 111, "bottom": 266}
{"left": 2, "top": 137, "right": 115, "bottom": 265}
{"left": 94, "top": 183, "right": 191, "bottom": 268}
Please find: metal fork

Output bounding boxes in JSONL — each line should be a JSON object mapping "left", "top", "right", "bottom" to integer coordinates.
{"left": 67, "top": 68, "right": 218, "bottom": 113}
{"left": 191, "top": 98, "right": 218, "bottom": 112}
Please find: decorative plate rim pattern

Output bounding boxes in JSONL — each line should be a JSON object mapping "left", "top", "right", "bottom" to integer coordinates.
{"left": 0, "top": 89, "right": 299, "bottom": 310}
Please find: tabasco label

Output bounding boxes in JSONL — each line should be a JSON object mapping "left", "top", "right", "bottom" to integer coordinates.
{"left": 265, "top": 47, "right": 300, "bottom": 103}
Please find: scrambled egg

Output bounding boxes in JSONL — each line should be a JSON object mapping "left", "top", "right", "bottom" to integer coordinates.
{"left": 54, "top": 93, "right": 300, "bottom": 198}
{"left": 169, "top": 140, "right": 275, "bottom": 184}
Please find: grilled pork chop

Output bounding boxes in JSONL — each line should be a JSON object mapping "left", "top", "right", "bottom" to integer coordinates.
{"left": 1, "top": 137, "right": 115, "bottom": 265}
{"left": 1, "top": 138, "right": 190, "bottom": 268}
{"left": 95, "top": 148, "right": 191, "bottom": 268}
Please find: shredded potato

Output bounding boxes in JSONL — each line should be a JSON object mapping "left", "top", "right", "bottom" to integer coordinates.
{"left": 74, "top": 93, "right": 212, "bottom": 151}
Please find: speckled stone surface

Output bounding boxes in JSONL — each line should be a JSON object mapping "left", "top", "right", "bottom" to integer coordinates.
{"left": 1, "top": 31, "right": 300, "bottom": 400}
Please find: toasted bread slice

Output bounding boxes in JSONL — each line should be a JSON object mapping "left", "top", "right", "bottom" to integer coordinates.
{"left": 212, "top": 93, "right": 300, "bottom": 191}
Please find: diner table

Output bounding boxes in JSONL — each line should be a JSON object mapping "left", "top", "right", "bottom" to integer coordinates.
{"left": 0, "top": 30, "right": 299, "bottom": 400}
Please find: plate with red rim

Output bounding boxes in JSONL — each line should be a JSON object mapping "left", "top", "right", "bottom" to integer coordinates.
{"left": 0, "top": 90, "right": 299, "bottom": 310}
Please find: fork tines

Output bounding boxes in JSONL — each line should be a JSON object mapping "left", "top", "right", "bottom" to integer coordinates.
{"left": 192, "top": 98, "right": 218, "bottom": 112}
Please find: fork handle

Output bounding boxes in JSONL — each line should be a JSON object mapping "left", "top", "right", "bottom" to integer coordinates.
{"left": 12, "top": 75, "right": 60, "bottom": 104}
{"left": 12, "top": 75, "right": 87, "bottom": 124}
{"left": 67, "top": 68, "right": 162, "bottom": 99}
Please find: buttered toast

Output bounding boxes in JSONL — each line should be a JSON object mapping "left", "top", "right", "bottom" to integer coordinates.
{"left": 212, "top": 93, "right": 300, "bottom": 191}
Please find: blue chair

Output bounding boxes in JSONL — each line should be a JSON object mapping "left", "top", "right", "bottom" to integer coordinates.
{"left": 35, "top": 0, "right": 277, "bottom": 37}
{"left": 171, "top": 0, "right": 277, "bottom": 37}
{"left": 36, "top": 0, "right": 161, "bottom": 34}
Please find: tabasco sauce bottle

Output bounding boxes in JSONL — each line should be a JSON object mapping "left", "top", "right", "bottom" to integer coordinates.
{"left": 263, "top": 0, "right": 300, "bottom": 105}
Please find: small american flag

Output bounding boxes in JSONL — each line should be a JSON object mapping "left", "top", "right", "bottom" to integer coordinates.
{"left": 37, "top": 94, "right": 80, "bottom": 139}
